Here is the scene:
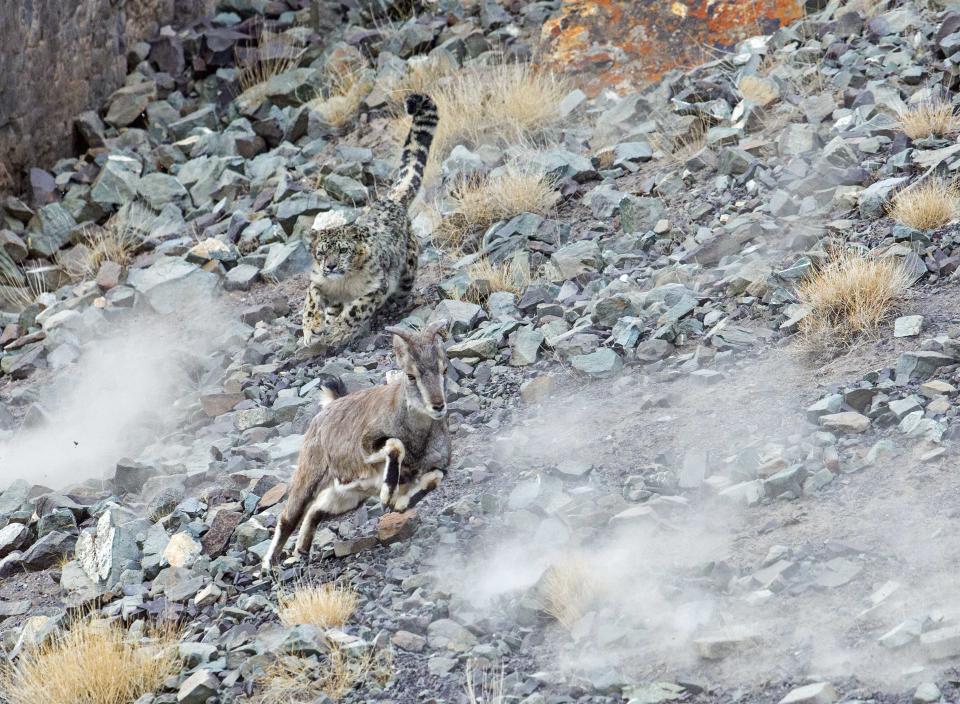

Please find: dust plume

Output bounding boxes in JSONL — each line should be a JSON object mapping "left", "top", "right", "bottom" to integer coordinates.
{"left": 433, "top": 353, "right": 960, "bottom": 691}
{"left": 0, "top": 296, "right": 240, "bottom": 489}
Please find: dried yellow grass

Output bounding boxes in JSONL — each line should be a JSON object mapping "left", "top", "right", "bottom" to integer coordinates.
{"left": 257, "top": 648, "right": 390, "bottom": 703}
{"left": 898, "top": 101, "right": 959, "bottom": 140}
{"left": 235, "top": 24, "right": 305, "bottom": 111}
{"left": 887, "top": 178, "right": 959, "bottom": 230}
{"left": 391, "top": 61, "right": 567, "bottom": 180}
{"left": 456, "top": 256, "right": 532, "bottom": 304}
{"left": 0, "top": 619, "right": 179, "bottom": 704}
{"left": 0, "top": 266, "right": 51, "bottom": 310}
{"left": 464, "top": 660, "right": 506, "bottom": 704}
{"left": 796, "top": 248, "right": 912, "bottom": 351}
{"left": 538, "top": 556, "right": 602, "bottom": 629}
{"left": 58, "top": 220, "right": 141, "bottom": 281}
{"left": 308, "top": 63, "right": 374, "bottom": 130}
{"left": 437, "top": 168, "right": 559, "bottom": 252}
{"left": 277, "top": 582, "right": 358, "bottom": 629}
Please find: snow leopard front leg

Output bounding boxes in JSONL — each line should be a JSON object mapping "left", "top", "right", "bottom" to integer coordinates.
{"left": 302, "top": 286, "right": 328, "bottom": 346}
{"left": 316, "top": 287, "right": 389, "bottom": 345}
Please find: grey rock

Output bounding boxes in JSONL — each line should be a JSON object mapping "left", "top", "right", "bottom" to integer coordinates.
{"left": 177, "top": 669, "right": 219, "bottom": 704}
{"left": 570, "top": 348, "right": 622, "bottom": 378}
{"left": 0, "top": 523, "right": 29, "bottom": 557}
{"left": 427, "top": 618, "right": 478, "bottom": 652}
{"left": 433, "top": 300, "right": 484, "bottom": 334}
{"left": 551, "top": 239, "right": 601, "bottom": 279}
{"left": 818, "top": 412, "right": 870, "bottom": 434}
{"left": 859, "top": 177, "right": 908, "bottom": 219}
{"left": 620, "top": 195, "right": 665, "bottom": 234}
{"left": 894, "top": 315, "right": 923, "bottom": 338}
{"left": 0, "top": 479, "right": 31, "bottom": 515}
{"left": 261, "top": 240, "right": 311, "bottom": 280}
{"left": 779, "top": 683, "right": 838, "bottom": 704}
{"left": 895, "top": 351, "right": 955, "bottom": 382}
{"left": 104, "top": 80, "right": 157, "bottom": 127}
{"left": 324, "top": 174, "right": 368, "bottom": 204}
{"left": 128, "top": 257, "right": 220, "bottom": 315}
{"left": 510, "top": 328, "right": 543, "bottom": 366}
{"left": 91, "top": 155, "right": 142, "bottom": 206}
{"left": 21, "top": 530, "right": 74, "bottom": 569}
{"left": 76, "top": 510, "right": 140, "bottom": 586}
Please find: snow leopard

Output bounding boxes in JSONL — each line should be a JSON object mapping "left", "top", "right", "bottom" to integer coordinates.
{"left": 302, "top": 93, "right": 438, "bottom": 348}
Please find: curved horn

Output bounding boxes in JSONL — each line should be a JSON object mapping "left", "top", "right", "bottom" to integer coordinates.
{"left": 385, "top": 325, "right": 415, "bottom": 342}
{"left": 425, "top": 318, "right": 449, "bottom": 340}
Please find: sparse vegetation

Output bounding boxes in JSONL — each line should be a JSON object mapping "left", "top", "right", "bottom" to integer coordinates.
{"left": 0, "top": 266, "right": 51, "bottom": 310}
{"left": 257, "top": 647, "right": 390, "bottom": 703}
{"left": 277, "top": 582, "right": 359, "bottom": 629}
{"left": 308, "top": 62, "right": 374, "bottom": 130}
{"left": 796, "top": 248, "right": 913, "bottom": 352}
{"left": 456, "top": 255, "right": 532, "bottom": 304}
{"left": 887, "top": 178, "right": 959, "bottom": 230}
{"left": 538, "top": 556, "right": 602, "bottom": 629}
{"left": 897, "top": 101, "right": 959, "bottom": 140}
{"left": 392, "top": 61, "right": 567, "bottom": 179}
{"left": 235, "top": 23, "right": 305, "bottom": 111}
{"left": 58, "top": 220, "right": 141, "bottom": 282}
{"left": 437, "top": 167, "right": 559, "bottom": 252}
{"left": 0, "top": 619, "right": 179, "bottom": 704}
{"left": 465, "top": 659, "right": 506, "bottom": 704}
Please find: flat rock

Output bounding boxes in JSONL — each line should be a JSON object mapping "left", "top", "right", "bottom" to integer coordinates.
{"left": 818, "top": 412, "right": 870, "bottom": 434}
{"left": 378, "top": 510, "right": 419, "bottom": 545}
{"left": 779, "top": 683, "right": 838, "bottom": 704}
{"left": 893, "top": 315, "right": 923, "bottom": 338}
{"left": 427, "top": 618, "right": 478, "bottom": 652}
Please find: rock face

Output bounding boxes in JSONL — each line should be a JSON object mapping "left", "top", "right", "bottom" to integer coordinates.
{"left": 541, "top": 0, "right": 805, "bottom": 96}
{"left": 0, "top": 0, "right": 213, "bottom": 188}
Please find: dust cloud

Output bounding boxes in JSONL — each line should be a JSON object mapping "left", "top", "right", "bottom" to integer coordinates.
{"left": 0, "top": 295, "right": 239, "bottom": 489}
{"left": 432, "top": 355, "right": 960, "bottom": 691}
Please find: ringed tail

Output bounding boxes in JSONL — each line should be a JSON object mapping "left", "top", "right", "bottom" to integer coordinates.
{"left": 388, "top": 93, "right": 438, "bottom": 207}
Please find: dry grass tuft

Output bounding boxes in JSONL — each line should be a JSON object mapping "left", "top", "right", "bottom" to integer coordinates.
{"left": 464, "top": 659, "right": 506, "bottom": 704}
{"left": 538, "top": 556, "right": 602, "bottom": 629}
{"left": 437, "top": 168, "right": 559, "bottom": 252}
{"left": 796, "top": 248, "right": 913, "bottom": 352}
{"left": 277, "top": 582, "right": 358, "bottom": 629}
{"left": 391, "top": 61, "right": 567, "bottom": 179}
{"left": 235, "top": 23, "right": 305, "bottom": 110}
{"left": 898, "top": 101, "right": 959, "bottom": 140}
{"left": 58, "top": 220, "right": 141, "bottom": 281}
{"left": 0, "top": 266, "right": 51, "bottom": 310}
{"left": 257, "top": 647, "right": 390, "bottom": 703}
{"left": 887, "top": 178, "right": 959, "bottom": 230}
{"left": 308, "top": 63, "right": 374, "bottom": 130}
{"left": 457, "top": 256, "right": 532, "bottom": 304}
{"left": 0, "top": 619, "right": 179, "bottom": 704}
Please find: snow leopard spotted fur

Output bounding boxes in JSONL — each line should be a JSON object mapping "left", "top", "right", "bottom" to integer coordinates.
{"left": 302, "top": 93, "right": 438, "bottom": 348}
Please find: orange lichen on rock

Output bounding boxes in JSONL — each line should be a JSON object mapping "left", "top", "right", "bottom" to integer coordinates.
{"left": 542, "top": 0, "right": 805, "bottom": 96}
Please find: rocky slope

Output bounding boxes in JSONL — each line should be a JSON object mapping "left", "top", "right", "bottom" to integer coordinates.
{"left": 2, "top": 0, "right": 960, "bottom": 703}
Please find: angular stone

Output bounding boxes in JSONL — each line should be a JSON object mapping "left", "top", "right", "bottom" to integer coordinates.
{"left": 893, "top": 315, "right": 923, "bottom": 338}
{"left": 127, "top": 257, "right": 220, "bottom": 315}
{"left": 551, "top": 239, "right": 602, "bottom": 279}
{"left": 0, "top": 523, "right": 29, "bottom": 558}
{"left": 510, "top": 327, "right": 543, "bottom": 366}
{"left": 920, "top": 624, "right": 960, "bottom": 659}
{"left": 201, "top": 510, "right": 243, "bottom": 557}
{"left": 163, "top": 532, "right": 202, "bottom": 568}
{"left": 76, "top": 510, "right": 140, "bottom": 586}
{"left": 91, "top": 155, "right": 142, "bottom": 206}
{"left": 177, "top": 669, "right": 219, "bottom": 704}
{"left": 21, "top": 531, "right": 75, "bottom": 570}
{"left": 427, "top": 618, "right": 478, "bottom": 652}
{"left": 818, "top": 412, "right": 870, "bottom": 434}
{"left": 779, "top": 683, "right": 838, "bottom": 704}
{"left": 570, "top": 348, "right": 622, "bottom": 378}
{"left": 105, "top": 80, "right": 157, "bottom": 127}
{"left": 895, "top": 351, "right": 955, "bottom": 382}
{"left": 378, "top": 510, "right": 418, "bottom": 545}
